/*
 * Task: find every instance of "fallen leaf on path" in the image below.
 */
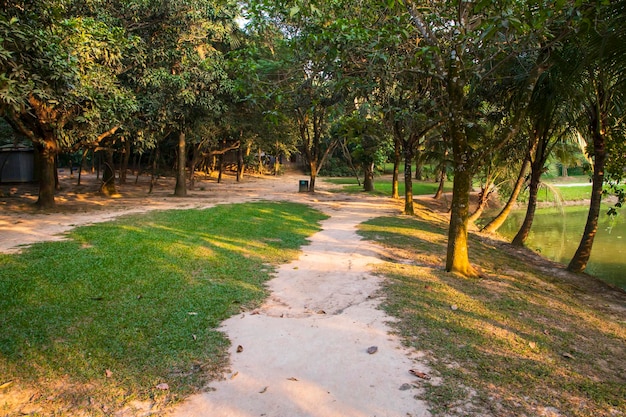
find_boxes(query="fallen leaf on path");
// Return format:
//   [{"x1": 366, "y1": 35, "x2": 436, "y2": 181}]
[
  {"x1": 155, "y1": 383, "x2": 169, "y2": 390},
  {"x1": 367, "y1": 346, "x2": 378, "y2": 354},
  {"x1": 287, "y1": 377, "x2": 298, "y2": 381},
  {"x1": 259, "y1": 386, "x2": 268, "y2": 394},
  {"x1": 409, "y1": 370, "x2": 431, "y2": 380},
  {"x1": 236, "y1": 345, "x2": 243, "y2": 353},
  {"x1": 0, "y1": 381, "x2": 13, "y2": 390},
  {"x1": 230, "y1": 372, "x2": 239, "y2": 380},
  {"x1": 317, "y1": 310, "x2": 326, "y2": 315}
]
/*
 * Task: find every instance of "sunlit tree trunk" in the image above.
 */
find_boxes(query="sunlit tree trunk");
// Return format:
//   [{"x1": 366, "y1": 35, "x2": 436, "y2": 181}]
[
  {"x1": 309, "y1": 160, "x2": 317, "y2": 192},
  {"x1": 236, "y1": 136, "x2": 245, "y2": 182},
  {"x1": 392, "y1": 137, "x2": 401, "y2": 199},
  {"x1": 414, "y1": 147, "x2": 423, "y2": 180},
  {"x1": 174, "y1": 131, "x2": 187, "y2": 197},
  {"x1": 568, "y1": 93, "x2": 608, "y2": 272},
  {"x1": 511, "y1": 129, "x2": 552, "y2": 247},
  {"x1": 468, "y1": 171, "x2": 495, "y2": 225},
  {"x1": 433, "y1": 164, "x2": 446, "y2": 200},
  {"x1": 512, "y1": 157, "x2": 542, "y2": 246},
  {"x1": 482, "y1": 158, "x2": 530, "y2": 233},
  {"x1": 445, "y1": 53, "x2": 477, "y2": 277},
  {"x1": 446, "y1": 164, "x2": 476, "y2": 276}
]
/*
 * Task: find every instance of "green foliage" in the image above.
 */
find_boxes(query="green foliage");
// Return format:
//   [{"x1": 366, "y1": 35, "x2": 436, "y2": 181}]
[{"x1": 0, "y1": 202, "x2": 327, "y2": 413}]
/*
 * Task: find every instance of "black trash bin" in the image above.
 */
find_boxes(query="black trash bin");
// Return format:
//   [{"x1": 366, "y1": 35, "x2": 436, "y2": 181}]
[{"x1": 299, "y1": 180, "x2": 309, "y2": 192}]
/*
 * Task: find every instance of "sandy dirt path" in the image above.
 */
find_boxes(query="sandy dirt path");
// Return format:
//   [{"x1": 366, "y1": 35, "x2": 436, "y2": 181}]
[
  {"x1": 169, "y1": 198, "x2": 431, "y2": 417},
  {"x1": 0, "y1": 174, "x2": 431, "y2": 417}
]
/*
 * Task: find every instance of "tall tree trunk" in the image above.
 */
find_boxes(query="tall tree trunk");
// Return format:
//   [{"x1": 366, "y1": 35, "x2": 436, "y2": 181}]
[
  {"x1": 512, "y1": 160, "x2": 542, "y2": 246},
  {"x1": 403, "y1": 143, "x2": 414, "y2": 215},
  {"x1": 567, "y1": 119, "x2": 607, "y2": 272},
  {"x1": 236, "y1": 138, "x2": 245, "y2": 182},
  {"x1": 309, "y1": 160, "x2": 317, "y2": 192},
  {"x1": 100, "y1": 148, "x2": 117, "y2": 196},
  {"x1": 468, "y1": 188, "x2": 489, "y2": 225},
  {"x1": 189, "y1": 144, "x2": 198, "y2": 190},
  {"x1": 433, "y1": 158, "x2": 448, "y2": 200},
  {"x1": 135, "y1": 153, "x2": 142, "y2": 184},
  {"x1": 363, "y1": 162, "x2": 374, "y2": 192},
  {"x1": 217, "y1": 151, "x2": 224, "y2": 184},
  {"x1": 120, "y1": 137, "x2": 131, "y2": 184},
  {"x1": 446, "y1": 164, "x2": 476, "y2": 276},
  {"x1": 77, "y1": 148, "x2": 89, "y2": 186},
  {"x1": 392, "y1": 137, "x2": 401, "y2": 199},
  {"x1": 35, "y1": 136, "x2": 58, "y2": 209},
  {"x1": 445, "y1": 53, "x2": 477, "y2": 277},
  {"x1": 174, "y1": 131, "x2": 187, "y2": 197},
  {"x1": 414, "y1": 147, "x2": 423, "y2": 180},
  {"x1": 54, "y1": 156, "x2": 60, "y2": 190},
  {"x1": 482, "y1": 158, "x2": 530, "y2": 233},
  {"x1": 433, "y1": 165, "x2": 446, "y2": 200},
  {"x1": 149, "y1": 146, "x2": 159, "y2": 194}
]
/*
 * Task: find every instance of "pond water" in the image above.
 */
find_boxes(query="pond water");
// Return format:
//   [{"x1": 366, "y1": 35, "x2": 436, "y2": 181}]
[{"x1": 493, "y1": 205, "x2": 626, "y2": 290}]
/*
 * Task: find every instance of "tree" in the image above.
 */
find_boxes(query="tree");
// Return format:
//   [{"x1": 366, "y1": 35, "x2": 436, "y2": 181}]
[
  {"x1": 567, "y1": 2, "x2": 626, "y2": 271},
  {"x1": 112, "y1": 0, "x2": 238, "y2": 197},
  {"x1": 403, "y1": 0, "x2": 558, "y2": 276},
  {"x1": 1, "y1": 3, "x2": 138, "y2": 207},
  {"x1": 512, "y1": 67, "x2": 577, "y2": 246}
]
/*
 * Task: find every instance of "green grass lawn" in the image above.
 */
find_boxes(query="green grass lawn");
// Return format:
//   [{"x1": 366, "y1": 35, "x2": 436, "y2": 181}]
[
  {"x1": 324, "y1": 177, "x2": 452, "y2": 196},
  {"x1": 0, "y1": 201, "x2": 327, "y2": 414},
  {"x1": 534, "y1": 183, "x2": 592, "y2": 202},
  {"x1": 358, "y1": 214, "x2": 626, "y2": 417}
]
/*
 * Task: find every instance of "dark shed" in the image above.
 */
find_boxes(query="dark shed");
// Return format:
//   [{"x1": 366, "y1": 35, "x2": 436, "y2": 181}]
[{"x1": 0, "y1": 144, "x2": 35, "y2": 183}]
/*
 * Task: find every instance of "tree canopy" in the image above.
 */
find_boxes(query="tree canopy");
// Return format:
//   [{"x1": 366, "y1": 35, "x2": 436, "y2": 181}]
[{"x1": 1, "y1": 0, "x2": 624, "y2": 274}]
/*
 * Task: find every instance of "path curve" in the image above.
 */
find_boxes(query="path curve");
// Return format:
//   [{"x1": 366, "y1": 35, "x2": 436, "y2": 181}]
[
  {"x1": 168, "y1": 198, "x2": 431, "y2": 417},
  {"x1": 0, "y1": 175, "x2": 432, "y2": 416}
]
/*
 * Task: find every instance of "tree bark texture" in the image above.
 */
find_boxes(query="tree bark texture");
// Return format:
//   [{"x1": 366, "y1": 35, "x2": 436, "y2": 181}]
[
  {"x1": 35, "y1": 137, "x2": 58, "y2": 209},
  {"x1": 363, "y1": 162, "x2": 374, "y2": 192},
  {"x1": 445, "y1": 53, "x2": 477, "y2": 277},
  {"x1": 174, "y1": 131, "x2": 187, "y2": 197},
  {"x1": 100, "y1": 148, "x2": 117, "y2": 196},
  {"x1": 511, "y1": 160, "x2": 542, "y2": 246},
  {"x1": 568, "y1": 103, "x2": 608, "y2": 272}
]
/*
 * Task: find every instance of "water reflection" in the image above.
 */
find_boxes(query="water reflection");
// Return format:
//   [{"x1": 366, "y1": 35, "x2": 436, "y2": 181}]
[{"x1": 493, "y1": 206, "x2": 626, "y2": 290}]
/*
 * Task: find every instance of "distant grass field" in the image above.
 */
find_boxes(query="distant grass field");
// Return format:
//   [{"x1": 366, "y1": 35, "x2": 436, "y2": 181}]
[
  {"x1": 0, "y1": 202, "x2": 327, "y2": 415},
  {"x1": 325, "y1": 177, "x2": 453, "y2": 196}
]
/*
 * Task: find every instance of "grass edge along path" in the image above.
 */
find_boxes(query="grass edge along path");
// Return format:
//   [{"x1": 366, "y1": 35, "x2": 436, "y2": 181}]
[
  {"x1": 0, "y1": 201, "x2": 328, "y2": 416},
  {"x1": 358, "y1": 211, "x2": 626, "y2": 417}
]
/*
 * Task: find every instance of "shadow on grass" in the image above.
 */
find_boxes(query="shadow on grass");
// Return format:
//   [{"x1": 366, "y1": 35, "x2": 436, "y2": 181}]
[
  {"x1": 358, "y1": 215, "x2": 626, "y2": 417},
  {"x1": 0, "y1": 201, "x2": 327, "y2": 414}
]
